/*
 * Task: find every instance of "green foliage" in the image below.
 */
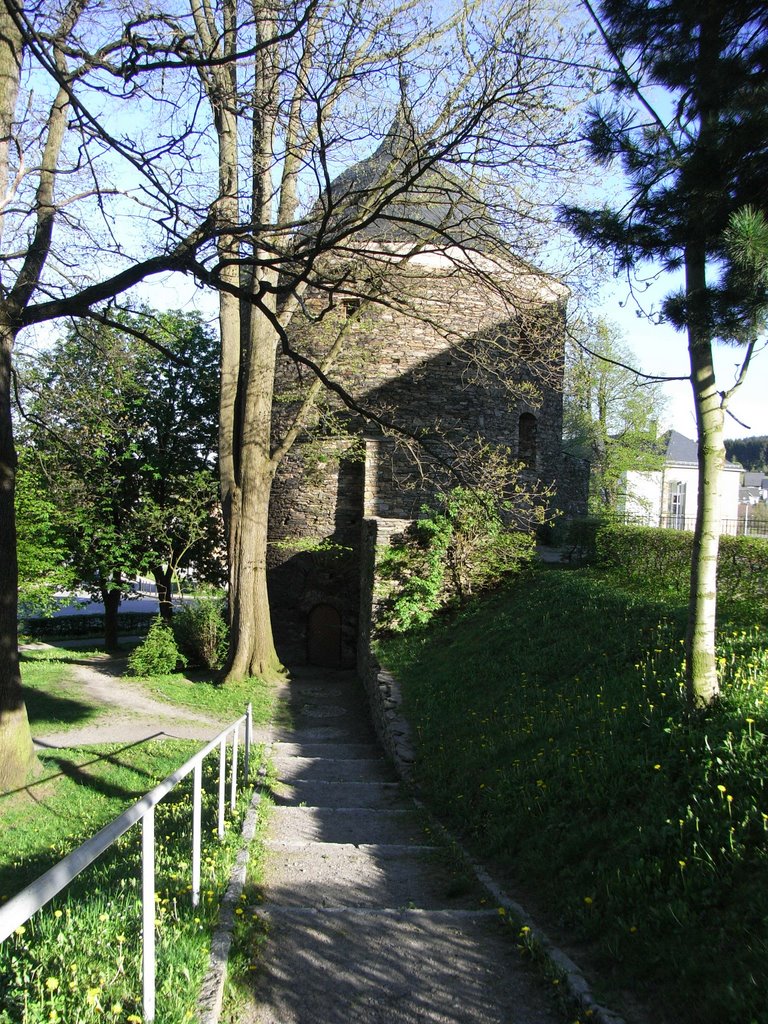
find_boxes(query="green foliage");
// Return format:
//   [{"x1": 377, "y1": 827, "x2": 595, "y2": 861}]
[
  {"x1": 594, "y1": 522, "x2": 768, "y2": 604},
  {"x1": 127, "y1": 617, "x2": 186, "y2": 676},
  {"x1": 377, "y1": 513, "x2": 453, "y2": 634},
  {"x1": 19, "y1": 307, "x2": 222, "y2": 608},
  {"x1": 15, "y1": 450, "x2": 75, "y2": 616},
  {"x1": 172, "y1": 592, "x2": 229, "y2": 671},
  {"x1": 379, "y1": 565, "x2": 768, "y2": 1024},
  {"x1": 724, "y1": 435, "x2": 768, "y2": 472},
  {"x1": 563, "y1": 319, "x2": 666, "y2": 513},
  {"x1": 376, "y1": 487, "x2": 537, "y2": 634}
]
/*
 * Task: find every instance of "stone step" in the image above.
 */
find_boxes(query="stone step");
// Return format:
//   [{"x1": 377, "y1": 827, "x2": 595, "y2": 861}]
[
  {"x1": 273, "y1": 725, "x2": 372, "y2": 744},
  {"x1": 269, "y1": 806, "x2": 426, "y2": 847},
  {"x1": 271, "y1": 755, "x2": 395, "y2": 783},
  {"x1": 271, "y1": 780, "x2": 404, "y2": 809},
  {"x1": 273, "y1": 742, "x2": 384, "y2": 760},
  {"x1": 260, "y1": 843, "x2": 486, "y2": 910},
  {"x1": 240, "y1": 908, "x2": 563, "y2": 1024}
]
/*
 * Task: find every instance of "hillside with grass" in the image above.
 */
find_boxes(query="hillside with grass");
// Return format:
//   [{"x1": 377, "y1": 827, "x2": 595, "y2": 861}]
[{"x1": 379, "y1": 561, "x2": 768, "y2": 1024}]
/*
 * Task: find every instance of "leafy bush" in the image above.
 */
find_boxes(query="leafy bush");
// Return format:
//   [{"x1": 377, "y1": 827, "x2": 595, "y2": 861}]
[
  {"x1": 127, "y1": 617, "x2": 186, "y2": 676},
  {"x1": 594, "y1": 522, "x2": 768, "y2": 602},
  {"x1": 173, "y1": 591, "x2": 229, "y2": 670},
  {"x1": 376, "y1": 487, "x2": 536, "y2": 634}
]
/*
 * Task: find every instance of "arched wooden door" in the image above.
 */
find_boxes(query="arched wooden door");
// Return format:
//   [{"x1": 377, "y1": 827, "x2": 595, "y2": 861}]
[{"x1": 307, "y1": 604, "x2": 342, "y2": 668}]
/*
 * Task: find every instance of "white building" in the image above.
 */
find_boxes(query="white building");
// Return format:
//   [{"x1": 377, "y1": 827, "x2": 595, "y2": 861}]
[{"x1": 623, "y1": 430, "x2": 743, "y2": 534}]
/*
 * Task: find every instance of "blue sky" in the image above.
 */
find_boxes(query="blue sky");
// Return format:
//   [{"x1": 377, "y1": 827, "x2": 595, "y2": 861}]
[{"x1": 599, "y1": 279, "x2": 766, "y2": 442}]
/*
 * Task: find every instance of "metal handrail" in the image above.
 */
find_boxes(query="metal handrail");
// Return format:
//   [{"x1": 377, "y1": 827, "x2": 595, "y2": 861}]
[{"x1": 0, "y1": 704, "x2": 254, "y2": 1021}]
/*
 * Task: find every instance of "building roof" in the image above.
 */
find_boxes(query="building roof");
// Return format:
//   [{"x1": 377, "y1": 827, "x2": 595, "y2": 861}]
[
  {"x1": 319, "y1": 110, "x2": 505, "y2": 253},
  {"x1": 664, "y1": 429, "x2": 698, "y2": 463},
  {"x1": 664, "y1": 429, "x2": 742, "y2": 469}
]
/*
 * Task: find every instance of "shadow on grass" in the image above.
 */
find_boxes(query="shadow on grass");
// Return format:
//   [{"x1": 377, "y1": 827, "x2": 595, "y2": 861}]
[
  {"x1": 23, "y1": 688, "x2": 98, "y2": 731},
  {"x1": 0, "y1": 735, "x2": 168, "y2": 900}
]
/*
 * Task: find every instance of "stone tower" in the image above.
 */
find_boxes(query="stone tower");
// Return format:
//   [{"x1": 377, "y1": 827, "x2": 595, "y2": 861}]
[{"x1": 267, "y1": 117, "x2": 576, "y2": 668}]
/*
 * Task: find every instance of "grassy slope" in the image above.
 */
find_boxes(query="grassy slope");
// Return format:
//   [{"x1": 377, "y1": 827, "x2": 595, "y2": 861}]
[{"x1": 380, "y1": 565, "x2": 768, "y2": 1024}]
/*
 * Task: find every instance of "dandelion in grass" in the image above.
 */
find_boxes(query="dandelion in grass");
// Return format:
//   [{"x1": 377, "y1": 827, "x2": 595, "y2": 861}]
[
  {"x1": 45, "y1": 977, "x2": 59, "y2": 992},
  {"x1": 86, "y1": 987, "x2": 102, "y2": 1010}
]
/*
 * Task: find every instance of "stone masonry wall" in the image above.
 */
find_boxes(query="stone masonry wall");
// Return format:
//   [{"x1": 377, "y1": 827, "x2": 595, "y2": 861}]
[{"x1": 268, "y1": 260, "x2": 570, "y2": 664}]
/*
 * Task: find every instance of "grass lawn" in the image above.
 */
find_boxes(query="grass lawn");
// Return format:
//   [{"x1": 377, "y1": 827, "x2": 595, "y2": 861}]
[
  {"x1": 20, "y1": 642, "x2": 278, "y2": 736},
  {"x1": 130, "y1": 670, "x2": 276, "y2": 724},
  {"x1": 21, "y1": 648, "x2": 108, "y2": 736},
  {"x1": 3, "y1": 647, "x2": 278, "y2": 1024},
  {"x1": 379, "y1": 564, "x2": 768, "y2": 1024}
]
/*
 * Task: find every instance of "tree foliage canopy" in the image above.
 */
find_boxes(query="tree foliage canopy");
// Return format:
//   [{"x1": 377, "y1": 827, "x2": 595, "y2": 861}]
[
  {"x1": 563, "y1": 319, "x2": 666, "y2": 513},
  {"x1": 18, "y1": 308, "x2": 221, "y2": 625}
]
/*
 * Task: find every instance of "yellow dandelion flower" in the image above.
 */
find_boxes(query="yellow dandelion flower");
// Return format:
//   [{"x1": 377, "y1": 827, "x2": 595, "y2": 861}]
[
  {"x1": 14, "y1": 925, "x2": 25, "y2": 936},
  {"x1": 45, "y1": 977, "x2": 59, "y2": 992},
  {"x1": 583, "y1": 896, "x2": 593, "y2": 905}
]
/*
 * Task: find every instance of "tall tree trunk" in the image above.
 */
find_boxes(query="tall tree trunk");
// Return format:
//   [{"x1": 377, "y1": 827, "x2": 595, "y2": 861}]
[
  {"x1": 685, "y1": 249, "x2": 723, "y2": 707},
  {"x1": 225, "y1": 463, "x2": 281, "y2": 679},
  {"x1": 101, "y1": 584, "x2": 122, "y2": 653},
  {"x1": 222, "y1": 303, "x2": 282, "y2": 682},
  {"x1": 151, "y1": 565, "x2": 174, "y2": 621},
  {"x1": 0, "y1": 322, "x2": 35, "y2": 791}
]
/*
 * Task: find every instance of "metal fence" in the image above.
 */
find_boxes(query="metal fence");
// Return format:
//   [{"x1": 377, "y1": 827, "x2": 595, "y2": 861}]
[
  {"x1": 626, "y1": 515, "x2": 768, "y2": 537},
  {"x1": 0, "y1": 706, "x2": 253, "y2": 1022}
]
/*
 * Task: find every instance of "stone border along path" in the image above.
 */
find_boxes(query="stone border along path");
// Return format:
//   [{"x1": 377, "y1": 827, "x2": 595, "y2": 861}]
[{"x1": 207, "y1": 666, "x2": 627, "y2": 1024}]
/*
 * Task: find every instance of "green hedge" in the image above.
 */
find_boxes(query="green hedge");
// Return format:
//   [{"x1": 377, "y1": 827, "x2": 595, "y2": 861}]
[
  {"x1": 594, "y1": 522, "x2": 768, "y2": 601},
  {"x1": 20, "y1": 611, "x2": 156, "y2": 640}
]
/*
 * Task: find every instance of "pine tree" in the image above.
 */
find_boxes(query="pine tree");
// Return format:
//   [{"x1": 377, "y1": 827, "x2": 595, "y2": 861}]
[{"x1": 562, "y1": 0, "x2": 768, "y2": 706}]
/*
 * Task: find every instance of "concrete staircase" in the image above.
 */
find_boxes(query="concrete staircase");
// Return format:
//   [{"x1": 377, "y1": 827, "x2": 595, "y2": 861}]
[{"x1": 239, "y1": 668, "x2": 564, "y2": 1024}]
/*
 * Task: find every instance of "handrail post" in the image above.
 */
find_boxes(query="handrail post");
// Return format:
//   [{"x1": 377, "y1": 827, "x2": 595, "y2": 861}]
[
  {"x1": 218, "y1": 738, "x2": 226, "y2": 839},
  {"x1": 142, "y1": 808, "x2": 156, "y2": 1022},
  {"x1": 230, "y1": 725, "x2": 239, "y2": 812},
  {"x1": 245, "y1": 703, "x2": 252, "y2": 782},
  {"x1": 191, "y1": 760, "x2": 202, "y2": 907}
]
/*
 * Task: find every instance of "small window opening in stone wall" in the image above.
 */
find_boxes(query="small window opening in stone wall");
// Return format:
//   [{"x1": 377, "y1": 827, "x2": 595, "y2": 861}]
[
  {"x1": 307, "y1": 603, "x2": 342, "y2": 668},
  {"x1": 340, "y1": 295, "x2": 362, "y2": 318},
  {"x1": 518, "y1": 412, "x2": 537, "y2": 468}
]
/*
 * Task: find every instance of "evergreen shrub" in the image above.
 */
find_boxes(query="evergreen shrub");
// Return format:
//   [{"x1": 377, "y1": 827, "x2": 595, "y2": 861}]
[{"x1": 127, "y1": 616, "x2": 187, "y2": 675}]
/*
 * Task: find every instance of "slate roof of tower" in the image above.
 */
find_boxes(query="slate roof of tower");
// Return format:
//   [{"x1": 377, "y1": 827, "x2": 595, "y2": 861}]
[{"x1": 321, "y1": 113, "x2": 505, "y2": 253}]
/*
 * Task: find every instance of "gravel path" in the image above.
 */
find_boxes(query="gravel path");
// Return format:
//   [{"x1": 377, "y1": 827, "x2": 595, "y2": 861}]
[{"x1": 32, "y1": 652, "x2": 233, "y2": 749}]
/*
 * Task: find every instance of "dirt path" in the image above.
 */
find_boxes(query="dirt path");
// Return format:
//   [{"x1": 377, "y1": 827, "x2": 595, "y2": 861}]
[{"x1": 32, "y1": 652, "x2": 233, "y2": 749}]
